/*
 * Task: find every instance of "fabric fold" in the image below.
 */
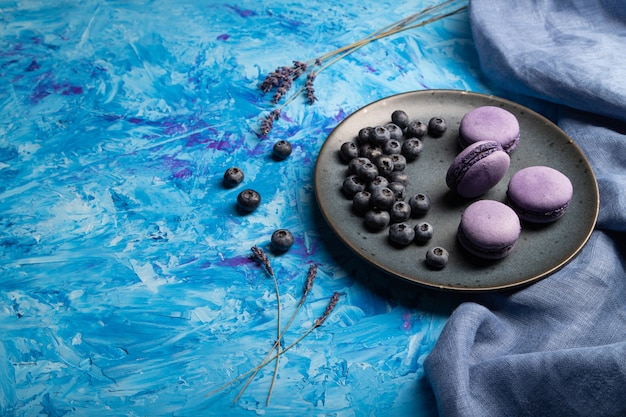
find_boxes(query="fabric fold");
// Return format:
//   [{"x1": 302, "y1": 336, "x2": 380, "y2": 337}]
[{"x1": 424, "y1": 1, "x2": 626, "y2": 416}]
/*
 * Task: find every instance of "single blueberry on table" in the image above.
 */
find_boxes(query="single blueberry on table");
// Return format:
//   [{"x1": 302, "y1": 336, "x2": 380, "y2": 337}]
[
  {"x1": 374, "y1": 154, "x2": 394, "y2": 177},
  {"x1": 371, "y1": 125, "x2": 391, "y2": 147},
  {"x1": 391, "y1": 110, "x2": 410, "y2": 129},
  {"x1": 272, "y1": 140, "x2": 293, "y2": 160},
  {"x1": 401, "y1": 138, "x2": 423, "y2": 160},
  {"x1": 428, "y1": 117, "x2": 447, "y2": 137},
  {"x1": 385, "y1": 123, "x2": 403, "y2": 141},
  {"x1": 223, "y1": 167, "x2": 244, "y2": 188},
  {"x1": 355, "y1": 161, "x2": 379, "y2": 183},
  {"x1": 425, "y1": 246, "x2": 449, "y2": 269},
  {"x1": 390, "y1": 201, "x2": 411, "y2": 223},
  {"x1": 383, "y1": 139, "x2": 402, "y2": 155},
  {"x1": 358, "y1": 126, "x2": 373, "y2": 145},
  {"x1": 389, "y1": 222, "x2": 415, "y2": 246},
  {"x1": 367, "y1": 176, "x2": 389, "y2": 193},
  {"x1": 414, "y1": 222, "x2": 434, "y2": 244},
  {"x1": 364, "y1": 209, "x2": 390, "y2": 230},
  {"x1": 352, "y1": 190, "x2": 371, "y2": 215},
  {"x1": 340, "y1": 141, "x2": 359, "y2": 162},
  {"x1": 370, "y1": 187, "x2": 395, "y2": 211},
  {"x1": 406, "y1": 120, "x2": 428, "y2": 138},
  {"x1": 390, "y1": 154, "x2": 407, "y2": 171},
  {"x1": 348, "y1": 156, "x2": 370, "y2": 175},
  {"x1": 409, "y1": 192, "x2": 431, "y2": 216},
  {"x1": 237, "y1": 189, "x2": 261, "y2": 212},
  {"x1": 271, "y1": 229, "x2": 295, "y2": 252},
  {"x1": 342, "y1": 175, "x2": 367, "y2": 198}
]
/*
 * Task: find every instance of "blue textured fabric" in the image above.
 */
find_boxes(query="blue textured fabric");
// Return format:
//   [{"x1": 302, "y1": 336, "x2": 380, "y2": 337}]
[{"x1": 424, "y1": 1, "x2": 626, "y2": 416}]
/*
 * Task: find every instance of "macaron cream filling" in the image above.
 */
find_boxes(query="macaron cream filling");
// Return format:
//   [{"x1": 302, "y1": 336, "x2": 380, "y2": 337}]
[
  {"x1": 507, "y1": 199, "x2": 570, "y2": 223},
  {"x1": 446, "y1": 141, "x2": 500, "y2": 189},
  {"x1": 457, "y1": 225, "x2": 517, "y2": 258}
]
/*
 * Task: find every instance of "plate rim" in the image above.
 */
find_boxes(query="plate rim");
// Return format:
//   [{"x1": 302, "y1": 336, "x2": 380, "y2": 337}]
[{"x1": 314, "y1": 89, "x2": 600, "y2": 292}]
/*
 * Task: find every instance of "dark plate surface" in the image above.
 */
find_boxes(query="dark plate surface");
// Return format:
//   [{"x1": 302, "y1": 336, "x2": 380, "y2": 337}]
[{"x1": 314, "y1": 90, "x2": 599, "y2": 291}]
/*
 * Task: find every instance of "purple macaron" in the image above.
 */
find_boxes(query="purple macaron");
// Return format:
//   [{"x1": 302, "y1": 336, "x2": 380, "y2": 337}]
[
  {"x1": 457, "y1": 200, "x2": 522, "y2": 260},
  {"x1": 446, "y1": 140, "x2": 511, "y2": 199},
  {"x1": 459, "y1": 106, "x2": 520, "y2": 153},
  {"x1": 507, "y1": 166, "x2": 573, "y2": 223}
]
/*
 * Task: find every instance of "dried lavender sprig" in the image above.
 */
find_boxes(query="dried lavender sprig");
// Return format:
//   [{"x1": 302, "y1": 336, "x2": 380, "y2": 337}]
[
  {"x1": 260, "y1": 109, "x2": 281, "y2": 137},
  {"x1": 207, "y1": 290, "x2": 342, "y2": 400},
  {"x1": 260, "y1": 61, "x2": 308, "y2": 99},
  {"x1": 314, "y1": 291, "x2": 341, "y2": 327},
  {"x1": 237, "y1": 263, "x2": 318, "y2": 404},
  {"x1": 247, "y1": 246, "x2": 282, "y2": 405},
  {"x1": 301, "y1": 263, "x2": 317, "y2": 304},
  {"x1": 292, "y1": 60, "x2": 308, "y2": 78},
  {"x1": 251, "y1": 245, "x2": 275, "y2": 277},
  {"x1": 304, "y1": 72, "x2": 317, "y2": 104}
]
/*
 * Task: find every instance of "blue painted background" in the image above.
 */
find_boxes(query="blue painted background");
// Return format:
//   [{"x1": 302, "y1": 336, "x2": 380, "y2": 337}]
[{"x1": 0, "y1": 0, "x2": 498, "y2": 415}]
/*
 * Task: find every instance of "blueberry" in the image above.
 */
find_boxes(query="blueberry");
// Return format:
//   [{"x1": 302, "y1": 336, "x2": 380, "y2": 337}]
[
  {"x1": 414, "y1": 222, "x2": 434, "y2": 244},
  {"x1": 272, "y1": 140, "x2": 293, "y2": 160},
  {"x1": 271, "y1": 229, "x2": 294, "y2": 252},
  {"x1": 388, "y1": 171, "x2": 409, "y2": 186},
  {"x1": 382, "y1": 139, "x2": 402, "y2": 155},
  {"x1": 342, "y1": 175, "x2": 367, "y2": 198},
  {"x1": 428, "y1": 117, "x2": 447, "y2": 137},
  {"x1": 237, "y1": 189, "x2": 261, "y2": 212},
  {"x1": 388, "y1": 222, "x2": 415, "y2": 246},
  {"x1": 348, "y1": 156, "x2": 370, "y2": 175},
  {"x1": 371, "y1": 126, "x2": 391, "y2": 147},
  {"x1": 425, "y1": 246, "x2": 449, "y2": 269},
  {"x1": 374, "y1": 154, "x2": 394, "y2": 177},
  {"x1": 358, "y1": 126, "x2": 373, "y2": 145},
  {"x1": 223, "y1": 167, "x2": 244, "y2": 188},
  {"x1": 390, "y1": 201, "x2": 411, "y2": 223},
  {"x1": 364, "y1": 209, "x2": 390, "y2": 230},
  {"x1": 340, "y1": 141, "x2": 359, "y2": 162},
  {"x1": 401, "y1": 138, "x2": 423, "y2": 160},
  {"x1": 367, "y1": 176, "x2": 389, "y2": 193},
  {"x1": 356, "y1": 161, "x2": 379, "y2": 183},
  {"x1": 387, "y1": 181, "x2": 406, "y2": 201},
  {"x1": 370, "y1": 187, "x2": 395, "y2": 211},
  {"x1": 391, "y1": 110, "x2": 410, "y2": 129},
  {"x1": 409, "y1": 193, "x2": 431, "y2": 216},
  {"x1": 390, "y1": 154, "x2": 407, "y2": 171},
  {"x1": 359, "y1": 144, "x2": 383, "y2": 161},
  {"x1": 352, "y1": 190, "x2": 372, "y2": 215},
  {"x1": 406, "y1": 120, "x2": 428, "y2": 138},
  {"x1": 385, "y1": 123, "x2": 403, "y2": 141}
]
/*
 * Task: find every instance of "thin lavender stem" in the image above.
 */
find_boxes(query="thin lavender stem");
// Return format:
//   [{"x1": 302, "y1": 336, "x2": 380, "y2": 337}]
[
  {"x1": 246, "y1": 246, "x2": 282, "y2": 405},
  {"x1": 206, "y1": 290, "x2": 341, "y2": 400}
]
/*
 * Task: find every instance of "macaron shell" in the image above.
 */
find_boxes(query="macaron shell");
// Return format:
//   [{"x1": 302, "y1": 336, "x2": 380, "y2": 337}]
[
  {"x1": 459, "y1": 106, "x2": 520, "y2": 153},
  {"x1": 507, "y1": 166, "x2": 574, "y2": 223},
  {"x1": 458, "y1": 200, "x2": 521, "y2": 259},
  {"x1": 446, "y1": 140, "x2": 511, "y2": 199}
]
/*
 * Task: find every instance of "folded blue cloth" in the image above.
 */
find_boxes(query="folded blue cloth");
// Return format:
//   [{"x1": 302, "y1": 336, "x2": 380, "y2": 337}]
[{"x1": 424, "y1": 1, "x2": 626, "y2": 416}]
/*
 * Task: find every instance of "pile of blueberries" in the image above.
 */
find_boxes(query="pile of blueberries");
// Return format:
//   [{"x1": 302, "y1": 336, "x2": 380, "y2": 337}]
[{"x1": 339, "y1": 109, "x2": 449, "y2": 269}]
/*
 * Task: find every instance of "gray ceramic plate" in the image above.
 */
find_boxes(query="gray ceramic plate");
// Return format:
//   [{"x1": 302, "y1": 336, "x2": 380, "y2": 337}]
[{"x1": 314, "y1": 90, "x2": 599, "y2": 291}]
